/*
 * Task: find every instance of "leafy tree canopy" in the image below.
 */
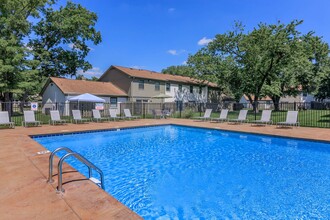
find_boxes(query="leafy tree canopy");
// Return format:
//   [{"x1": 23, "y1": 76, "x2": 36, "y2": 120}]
[
  {"x1": 0, "y1": 0, "x2": 101, "y2": 103},
  {"x1": 186, "y1": 20, "x2": 330, "y2": 107},
  {"x1": 161, "y1": 65, "x2": 194, "y2": 76}
]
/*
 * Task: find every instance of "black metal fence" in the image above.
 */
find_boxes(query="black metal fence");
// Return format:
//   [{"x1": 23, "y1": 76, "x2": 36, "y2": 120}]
[{"x1": 0, "y1": 101, "x2": 329, "y2": 128}]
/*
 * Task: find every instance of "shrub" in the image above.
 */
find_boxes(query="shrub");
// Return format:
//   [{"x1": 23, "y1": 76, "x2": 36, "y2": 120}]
[{"x1": 182, "y1": 108, "x2": 194, "y2": 118}]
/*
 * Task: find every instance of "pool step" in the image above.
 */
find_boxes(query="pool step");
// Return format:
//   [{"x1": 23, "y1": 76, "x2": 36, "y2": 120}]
[
  {"x1": 47, "y1": 147, "x2": 104, "y2": 193},
  {"x1": 89, "y1": 177, "x2": 102, "y2": 187}
]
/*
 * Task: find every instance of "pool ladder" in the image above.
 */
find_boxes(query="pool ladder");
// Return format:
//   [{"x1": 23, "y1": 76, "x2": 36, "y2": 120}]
[{"x1": 47, "y1": 147, "x2": 105, "y2": 193}]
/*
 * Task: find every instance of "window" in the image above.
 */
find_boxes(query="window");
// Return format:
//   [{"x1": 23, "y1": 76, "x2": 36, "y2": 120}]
[
  {"x1": 138, "y1": 80, "x2": 144, "y2": 90},
  {"x1": 178, "y1": 84, "x2": 182, "y2": 91},
  {"x1": 155, "y1": 82, "x2": 160, "y2": 91},
  {"x1": 110, "y1": 97, "x2": 117, "y2": 107},
  {"x1": 190, "y1": 85, "x2": 193, "y2": 93},
  {"x1": 137, "y1": 99, "x2": 148, "y2": 103},
  {"x1": 166, "y1": 83, "x2": 170, "y2": 91},
  {"x1": 199, "y1": 87, "x2": 202, "y2": 94}
]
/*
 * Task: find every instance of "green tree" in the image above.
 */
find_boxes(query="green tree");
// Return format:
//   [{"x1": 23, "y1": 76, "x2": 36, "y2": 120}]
[
  {"x1": 161, "y1": 65, "x2": 194, "y2": 76},
  {"x1": 0, "y1": 0, "x2": 101, "y2": 107},
  {"x1": 75, "y1": 74, "x2": 86, "y2": 80},
  {"x1": 188, "y1": 46, "x2": 242, "y2": 101},
  {"x1": 90, "y1": 76, "x2": 99, "y2": 81},
  {"x1": 0, "y1": 0, "x2": 49, "y2": 110},
  {"x1": 29, "y1": 1, "x2": 101, "y2": 77},
  {"x1": 265, "y1": 34, "x2": 329, "y2": 110},
  {"x1": 75, "y1": 75, "x2": 99, "y2": 81},
  {"x1": 315, "y1": 72, "x2": 330, "y2": 100},
  {"x1": 187, "y1": 20, "x2": 330, "y2": 110}
]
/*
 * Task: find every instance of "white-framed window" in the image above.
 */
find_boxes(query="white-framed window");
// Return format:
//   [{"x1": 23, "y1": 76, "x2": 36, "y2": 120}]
[
  {"x1": 155, "y1": 82, "x2": 160, "y2": 91},
  {"x1": 166, "y1": 83, "x2": 170, "y2": 91}
]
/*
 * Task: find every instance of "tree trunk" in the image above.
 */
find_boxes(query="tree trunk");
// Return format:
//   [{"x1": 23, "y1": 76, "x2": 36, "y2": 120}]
[
  {"x1": 3, "y1": 92, "x2": 13, "y2": 117},
  {"x1": 19, "y1": 91, "x2": 29, "y2": 112},
  {"x1": 253, "y1": 97, "x2": 259, "y2": 113},
  {"x1": 248, "y1": 95, "x2": 259, "y2": 113},
  {"x1": 271, "y1": 96, "x2": 281, "y2": 111}
]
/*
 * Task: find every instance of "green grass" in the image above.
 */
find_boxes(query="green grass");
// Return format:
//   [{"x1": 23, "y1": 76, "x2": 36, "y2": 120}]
[
  {"x1": 6, "y1": 109, "x2": 330, "y2": 128},
  {"x1": 190, "y1": 110, "x2": 330, "y2": 128}
]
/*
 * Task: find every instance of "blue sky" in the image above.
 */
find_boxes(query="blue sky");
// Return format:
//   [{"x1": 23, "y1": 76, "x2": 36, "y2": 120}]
[{"x1": 68, "y1": 0, "x2": 330, "y2": 78}]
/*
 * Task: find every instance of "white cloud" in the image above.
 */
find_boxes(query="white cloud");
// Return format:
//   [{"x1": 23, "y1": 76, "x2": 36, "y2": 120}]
[
  {"x1": 68, "y1": 43, "x2": 75, "y2": 49},
  {"x1": 167, "y1": 49, "x2": 178, "y2": 55},
  {"x1": 168, "y1": 8, "x2": 175, "y2": 13},
  {"x1": 182, "y1": 61, "x2": 187, "y2": 65},
  {"x1": 167, "y1": 49, "x2": 186, "y2": 56},
  {"x1": 198, "y1": 37, "x2": 213, "y2": 46},
  {"x1": 130, "y1": 65, "x2": 145, "y2": 69},
  {"x1": 77, "y1": 67, "x2": 103, "y2": 77}
]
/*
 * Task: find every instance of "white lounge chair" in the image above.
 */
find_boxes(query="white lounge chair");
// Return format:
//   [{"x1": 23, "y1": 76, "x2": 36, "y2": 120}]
[
  {"x1": 23, "y1": 111, "x2": 41, "y2": 127},
  {"x1": 124, "y1": 109, "x2": 140, "y2": 120},
  {"x1": 193, "y1": 109, "x2": 212, "y2": 121},
  {"x1": 277, "y1": 111, "x2": 299, "y2": 127},
  {"x1": 0, "y1": 111, "x2": 15, "y2": 128},
  {"x1": 92, "y1": 109, "x2": 108, "y2": 122},
  {"x1": 228, "y1": 109, "x2": 248, "y2": 124},
  {"x1": 50, "y1": 110, "x2": 67, "y2": 125},
  {"x1": 108, "y1": 109, "x2": 124, "y2": 120},
  {"x1": 211, "y1": 109, "x2": 229, "y2": 122},
  {"x1": 251, "y1": 110, "x2": 272, "y2": 126},
  {"x1": 72, "y1": 110, "x2": 89, "y2": 123}
]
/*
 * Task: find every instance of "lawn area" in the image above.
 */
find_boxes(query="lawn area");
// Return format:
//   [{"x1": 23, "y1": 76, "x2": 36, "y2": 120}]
[
  {"x1": 9, "y1": 111, "x2": 74, "y2": 126},
  {"x1": 189, "y1": 110, "x2": 330, "y2": 128},
  {"x1": 3, "y1": 109, "x2": 330, "y2": 128}
]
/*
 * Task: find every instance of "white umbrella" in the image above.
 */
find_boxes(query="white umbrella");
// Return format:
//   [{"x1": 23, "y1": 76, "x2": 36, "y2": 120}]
[
  {"x1": 68, "y1": 93, "x2": 105, "y2": 110},
  {"x1": 68, "y1": 93, "x2": 105, "y2": 102}
]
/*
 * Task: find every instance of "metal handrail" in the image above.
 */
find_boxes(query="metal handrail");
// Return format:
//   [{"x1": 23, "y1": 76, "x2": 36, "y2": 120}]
[
  {"x1": 48, "y1": 147, "x2": 74, "y2": 183},
  {"x1": 57, "y1": 152, "x2": 105, "y2": 193}
]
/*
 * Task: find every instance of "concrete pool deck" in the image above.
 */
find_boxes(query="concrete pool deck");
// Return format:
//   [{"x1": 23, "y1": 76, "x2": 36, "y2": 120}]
[{"x1": 0, "y1": 119, "x2": 329, "y2": 219}]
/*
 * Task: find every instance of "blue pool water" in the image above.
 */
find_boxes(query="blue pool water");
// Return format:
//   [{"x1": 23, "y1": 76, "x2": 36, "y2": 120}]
[{"x1": 33, "y1": 125, "x2": 330, "y2": 219}]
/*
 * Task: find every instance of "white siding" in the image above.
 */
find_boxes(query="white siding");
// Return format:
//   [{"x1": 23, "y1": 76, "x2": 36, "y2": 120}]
[
  {"x1": 165, "y1": 84, "x2": 209, "y2": 103},
  {"x1": 280, "y1": 93, "x2": 315, "y2": 103},
  {"x1": 239, "y1": 96, "x2": 249, "y2": 104},
  {"x1": 118, "y1": 97, "x2": 128, "y2": 103},
  {"x1": 165, "y1": 83, "x2": 178, "y2": 102}
]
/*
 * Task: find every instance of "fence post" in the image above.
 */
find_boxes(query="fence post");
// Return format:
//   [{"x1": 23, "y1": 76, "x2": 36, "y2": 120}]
[
  {"x1": 254, "y1": 101, "x2": 257, "y2": 120},
  {"x1": 179, "y1": 101, "x2": 182, "y2": 118}
]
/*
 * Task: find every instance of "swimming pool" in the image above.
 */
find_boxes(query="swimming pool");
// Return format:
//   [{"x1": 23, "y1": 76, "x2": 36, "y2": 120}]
[{"x1": 33, "y1": 125, "x2": 330, "y2": 219}]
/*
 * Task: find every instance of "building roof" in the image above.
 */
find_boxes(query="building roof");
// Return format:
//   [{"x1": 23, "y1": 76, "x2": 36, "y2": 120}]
[
  {"x1": 42, "y1": 77, "x2": 128, "y2": 96},
  {"x1": 102, "y1": 65, "x2": 218, "y2": 88}
]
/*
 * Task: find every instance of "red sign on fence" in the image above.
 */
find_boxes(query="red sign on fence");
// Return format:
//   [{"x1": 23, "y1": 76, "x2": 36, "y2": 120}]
[{"x1": 95, "y1": 103, "x2": 104, "y2": 110}]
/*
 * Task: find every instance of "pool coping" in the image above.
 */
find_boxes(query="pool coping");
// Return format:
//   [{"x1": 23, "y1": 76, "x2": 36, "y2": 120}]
[
  {"x1": 1, "y1": 119, "x2": 330, "y2": 219},
  {"x1": 171, "y1": 123, "x2": 330, "y2": 144},
  {"x1": 30, "y1": 122, "x2": 330, "y2": 144}
]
